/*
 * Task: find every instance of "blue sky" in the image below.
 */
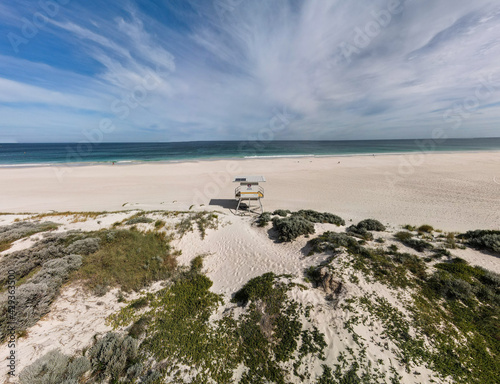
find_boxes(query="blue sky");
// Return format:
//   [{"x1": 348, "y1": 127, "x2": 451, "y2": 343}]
[{"x1": 0, "y1": 0, "x2": 499, "y2": 142}]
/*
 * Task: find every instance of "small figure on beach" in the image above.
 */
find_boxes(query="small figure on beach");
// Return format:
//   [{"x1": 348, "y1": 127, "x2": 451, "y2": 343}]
[{"x1": 112, "y1": 161, "x2": 115, "y2": 165}]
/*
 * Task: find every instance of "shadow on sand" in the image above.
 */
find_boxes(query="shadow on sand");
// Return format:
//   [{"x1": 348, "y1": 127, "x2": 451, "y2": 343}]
[{"x1": 209, "y1": 199, "x2": 239, "y2": 210}]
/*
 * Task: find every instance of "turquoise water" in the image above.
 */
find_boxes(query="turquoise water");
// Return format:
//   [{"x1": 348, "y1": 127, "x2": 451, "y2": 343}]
[{"x1": 0, "y1": 138, "x2": 499, "y2": 166}]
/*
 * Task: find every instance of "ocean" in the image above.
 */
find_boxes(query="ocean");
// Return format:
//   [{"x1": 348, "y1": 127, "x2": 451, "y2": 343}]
[{"x1": 0, "y1": 138, "x2": 499, "y2": 166}]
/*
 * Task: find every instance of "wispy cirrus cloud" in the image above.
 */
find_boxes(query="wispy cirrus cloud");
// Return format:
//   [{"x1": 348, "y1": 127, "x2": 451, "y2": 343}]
[{"x1": 0, "y1": 0, "x2": 499, "y2": 142}]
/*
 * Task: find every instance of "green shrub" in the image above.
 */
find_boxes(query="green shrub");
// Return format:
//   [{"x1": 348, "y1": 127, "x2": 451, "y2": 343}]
[
  {"x1": 128, "y1": 317, "x2": 150, "y2": 339},
  {"x1": 295, "y1": 210, "x2": 345, "y2": 226},
  {"x1": 459, "y1": 230, "x2": 500, "y2": 255},
  {"x1": 418, "y1": 224, "x2": 434, "y2": 233},
  {"x1": 403, "y1": 224, "x2": 416, "y2": 231},
  {"x1": 154, "y1": 220, "x2": 166, "y2": 229},
  {"x1": 89, "y1": 332, "x2": 138, "y2": 381},
  {"x1": 428, "y1": 270, "x2": 474, "y2": 302},
  {"x1": 307, "y1": 232, "x2": 360, "y2": 255},
  {"x1": 444, "y1": 232, "x2": 457, "y2": 249},
  {"x1": 232, "y1": 272, "x2": 277, "y2": 304},
  {"x1": 65, "y1": 237, "x2": 100, "y2": 255},
  {"x1": 0, "y1": 221, "x2": 59, "y2": 253},
  {"x1": 394, "y1": 231, "x2": 433, "y2": 252},
  {"x1": 394, "y1": 231, "x2": 413, "y2": 242},
  {"x1": 175, "y1": 212, "x2": 219, "y2": 239},
  {"x1": 126, "y1": 216, "x2": 154, "y2": 225},
  {"x1": 272, "y1": 216, "x2": 315, "y2": 242},
  {"x1": 356, "y1": 219, "x2": 386, "y2": 231},
  {"x1": 0, "y1": 231, "x2": 75, "y2": 288},
  {"x1": 190, "y1": 255, "x2": 204, "y2": 274},
  {"x1": 404, "y1": 239, "x2": 434, "y2": 252},
  {"x1": 346, "y1": 225, "x2": 374, "y2": 241},
  {"x1": 19, "y1": 349, "x2": 90, "y2": 384},
  {"x1": 257, "y1": 212, "x2": 272, "y2": 227},
  {"x1": 431, "y1": 248, "x2": 451, "y2": 258},
  {"x1": 272, "y1": 209, "x2": 291, "y2": 217},
  {"x1": 130, "y1": 297, "x2": 149, "y2": 310},
  {"x1": 109, "y1": 271, "x2": 328, "y2": 384},
  {"x1": 0, "y1": 254, "x2": 82, "y2": 339}
]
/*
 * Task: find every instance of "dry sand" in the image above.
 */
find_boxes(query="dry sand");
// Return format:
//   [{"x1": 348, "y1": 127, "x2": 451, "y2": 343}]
[{"x1": 0, "y1": 151, "x2": 499, "y2": 232}]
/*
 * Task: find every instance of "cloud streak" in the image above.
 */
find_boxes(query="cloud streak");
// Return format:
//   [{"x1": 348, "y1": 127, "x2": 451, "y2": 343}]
[{"x1": 0, "y1": 0, "x2": 499, "y2": 142}]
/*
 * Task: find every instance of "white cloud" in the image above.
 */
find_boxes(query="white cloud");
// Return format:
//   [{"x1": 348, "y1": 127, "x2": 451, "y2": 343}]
[{"x1": 1, "y1": 0, "x2": 499, "y2": 141}]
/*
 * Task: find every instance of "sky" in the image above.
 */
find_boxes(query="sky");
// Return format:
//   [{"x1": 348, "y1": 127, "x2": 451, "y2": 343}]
[{"x1": 0, "y1": 0, "x2": 499, "y2": 142}]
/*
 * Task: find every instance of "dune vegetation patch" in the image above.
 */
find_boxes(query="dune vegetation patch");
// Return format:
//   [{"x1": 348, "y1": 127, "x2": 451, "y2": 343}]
[
  {"x1": 305, "y1": 226, "x2": 500, "y2": 384},
  {"x1": 0, "y1": 225, "x2": 178, "y2": 340},
  {"x1": 258, "y1": 210, "x2": 345, "y2": 242},
  {"x1": 0, "y1": 221, "x2": 59, "y2": 252},
  {"x1": 104, "y1": 268, "x2": 326, "y2": 383},
  {"x1": 394, "y1": 231, "x2": 434, "y2": 252},
  {"x1": 345, "y1": 218, "x2": 386, "y2": 241},
  {"x1": 70, "y1": 229, "x2": 178, "y2": 294},
  {"x1": 458, "y1": 229, "x2": 500, "y2": 255},
  {"x1": 175, "y1": 211, "x2": 220, "y2": 239}
]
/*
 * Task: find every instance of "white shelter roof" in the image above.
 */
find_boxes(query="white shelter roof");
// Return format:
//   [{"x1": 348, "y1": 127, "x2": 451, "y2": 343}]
[{"x1": 233, "y1": 176, "x2": 266, "y2": 183}]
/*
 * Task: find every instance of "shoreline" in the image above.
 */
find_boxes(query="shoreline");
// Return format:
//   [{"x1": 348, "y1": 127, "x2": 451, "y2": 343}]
[{"x1": 1, "y1": 148, "x2": 500, "y2": 169}]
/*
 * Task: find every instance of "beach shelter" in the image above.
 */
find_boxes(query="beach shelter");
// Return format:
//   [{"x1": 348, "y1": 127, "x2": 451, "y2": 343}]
[{"x1": 233, "y1": 176, "x2": 265, "y2": 214}]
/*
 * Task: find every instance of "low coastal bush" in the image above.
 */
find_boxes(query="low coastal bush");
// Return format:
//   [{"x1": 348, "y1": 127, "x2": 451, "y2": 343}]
[
  {"x1": 0, "y1": 231, "x2": 86, "y2": 289},
  {"x1": 417, "y1": 224, "x2": 434, "y2": 233},
  {"x1": 307, "y1": 232, "x2": 361, "y2": 255},
  {"x1": 128, "y1": 316, "x2": 150, "y2": 339},
  {"x1": 154, "y1": 219, "x2": 165, "y2": 229},
  {"x1": 175, "y1": 212, "x2": 219, "y2": 239},
  {"x1": 295, "y1": 210, "x2": 345, "y2": 226},
  {"x1": 19, "y1": 349, "x2": 90, "y2": 384},
  {"x1": 272, "y1": 215, "x2": 315, "y2": 242},
  {"x1": 0, "y1": 254, "x2": 82, "y2": 339},
  {"x1": 273, "y1": 209, "x2": 291, "y2": 217},
  {"x1": 346, "y1": 225, "x2": 373, "y2": 241},
  {"x1": 125, "y1": 216, "x2": 154, "y2": 225},
  {"x1": 458, "y1": 229, "x2": 500, "y2": 255},
  {"x1": 89, "y1": 332, "x2": 139, "y2": 382},
  {"x1": 394, "y1": 231, "x2": 413, "y2": 242},
  {"x1": 394, "y1": 231, "x2": 433, "y2": 252},
  {"x1": 403, "y1": 239, "x2": 434, "y2": 252},
  {"x1": 232, "y1": 272, "x2": 279, "y2": 305},
  {"x1": 256, "y1": 212, "x2": 272, "y2": 227},
  {"x1": 431, "y1": 247, "x2": 451, "y2": 259},
  {"x1": 65, "y1": 237, "x2": 100, "y2": 255},
  {"x1": 356, "y1": 219, "x2": 386, "y2": 232},
  {"x1": 444, "y1": 232, "x2": 457, "y2": 249},
  {"x1": 0, "y1": 221, "x2": 59, "y2": 252}
]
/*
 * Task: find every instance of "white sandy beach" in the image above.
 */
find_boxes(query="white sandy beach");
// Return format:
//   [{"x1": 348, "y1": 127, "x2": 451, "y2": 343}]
[{"x1": 1, "y1": 151, "x2": 499, "y2": 231}]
